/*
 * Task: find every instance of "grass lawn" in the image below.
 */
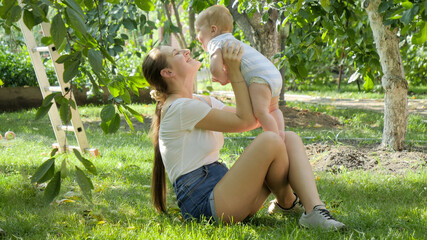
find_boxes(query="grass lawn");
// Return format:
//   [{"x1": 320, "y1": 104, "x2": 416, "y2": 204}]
[
  {"x1": 0, "y1": 103, "x2": 426, "y2": 239},
  {"x1": 197, "y1": 80, "x2": 427, "y2": 100}
]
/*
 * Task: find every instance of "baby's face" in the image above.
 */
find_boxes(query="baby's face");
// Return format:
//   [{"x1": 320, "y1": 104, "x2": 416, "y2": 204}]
[{"x1": 195, "y1": 21, "x2": 214, "y2": 51}]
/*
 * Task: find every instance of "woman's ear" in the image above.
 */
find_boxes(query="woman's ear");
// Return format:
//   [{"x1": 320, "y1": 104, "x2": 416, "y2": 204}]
[{"x1": 160, "y1": 68, "x2": 175, "y2": 78}]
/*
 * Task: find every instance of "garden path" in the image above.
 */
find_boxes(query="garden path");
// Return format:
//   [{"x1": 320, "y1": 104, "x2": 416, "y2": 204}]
[{"x1": 207, "y1": 91, "x2": 427, "y2": 117}]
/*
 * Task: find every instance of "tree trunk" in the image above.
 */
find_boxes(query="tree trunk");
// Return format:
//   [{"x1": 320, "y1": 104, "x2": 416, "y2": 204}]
[
  {"x1": 188, "y1": 7, "x2": 197, "y2": 93},
  {"x1": 364, "y1": 0, "x2": 408, "y2": 151},
  {"x1": 226, "y1": 1, "x2": 279, "y2": 59},
  {"x1": 188, "y1": 7, "x2": 196, "y2": 42},
  {"x1": 279, "y1": 21, "x2": 290, "y2": 107}
]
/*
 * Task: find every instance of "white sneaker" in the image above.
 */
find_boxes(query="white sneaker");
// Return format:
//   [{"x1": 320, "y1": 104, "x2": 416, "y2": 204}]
[
  {"x1": 268, "y1": 193, "x2": 304, "y2": 215},
  {"x1": 299, "y1": 205, "x2": 346, "y2": 230}
]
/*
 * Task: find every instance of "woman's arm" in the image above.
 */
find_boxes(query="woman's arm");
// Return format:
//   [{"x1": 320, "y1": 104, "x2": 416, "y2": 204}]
[{"x1": 195, "y1": 41, "x2": 257, "y2": 132}]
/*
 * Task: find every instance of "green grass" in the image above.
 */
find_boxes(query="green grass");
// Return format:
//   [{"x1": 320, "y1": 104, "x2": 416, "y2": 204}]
[
  {"x1": 0, "y1": 103, "x2": 426, "y2": 239},
  {"x1": 284, "y1": 102, "x2": 427, "y2": 145},
  {"x1": 197, "y1": 80, "x2": 427, "y2": 99}
]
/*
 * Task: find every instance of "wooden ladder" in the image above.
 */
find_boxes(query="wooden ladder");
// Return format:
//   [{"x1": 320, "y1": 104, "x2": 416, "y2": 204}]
[{"x1": 18, "y1": 18, "x2": 99, "y2": 157}]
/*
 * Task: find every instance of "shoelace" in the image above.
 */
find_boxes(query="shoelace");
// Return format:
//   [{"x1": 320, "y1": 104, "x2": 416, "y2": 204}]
[
  {"x1": 277, "y1": 194, "x2": 302, "y2": 210},
  {"x1": 317, "y1": 208, "x2": 336, "y2": 220}
]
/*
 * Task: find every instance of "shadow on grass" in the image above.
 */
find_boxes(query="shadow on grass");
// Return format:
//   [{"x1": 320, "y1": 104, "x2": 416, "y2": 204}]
[{"x1": 315, "y1": 171, "x2": 426, "y2": 237}]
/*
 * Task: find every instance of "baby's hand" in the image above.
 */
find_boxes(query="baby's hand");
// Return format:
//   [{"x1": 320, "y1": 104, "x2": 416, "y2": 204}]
[{"x1": 212, "y1": 76, "x2": 230, "y2": 85}]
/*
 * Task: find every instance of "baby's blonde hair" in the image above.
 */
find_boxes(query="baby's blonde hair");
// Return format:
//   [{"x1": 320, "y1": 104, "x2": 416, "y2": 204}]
[{"x1": 196, "y1": 5, "x2": 233, "y2": 33}]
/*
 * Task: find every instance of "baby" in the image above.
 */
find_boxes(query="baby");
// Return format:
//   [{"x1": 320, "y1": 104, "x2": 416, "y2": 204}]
[{"x1": 195, "y1": 5, "x2": 285, "y2": 139}]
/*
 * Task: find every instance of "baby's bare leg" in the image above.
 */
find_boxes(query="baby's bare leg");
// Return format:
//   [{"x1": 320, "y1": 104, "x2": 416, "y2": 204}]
[
  {"x1": 270, "y1": 97, "x2": 285, "y2": 140},
  {"x1": 248, "y1": 83, "x2": 279, "y2": 134}
]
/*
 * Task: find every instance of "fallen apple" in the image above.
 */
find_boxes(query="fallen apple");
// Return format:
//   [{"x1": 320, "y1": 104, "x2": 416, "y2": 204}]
[{"x1": 5, "y1": 131, "x2": 15, "y2": 140}]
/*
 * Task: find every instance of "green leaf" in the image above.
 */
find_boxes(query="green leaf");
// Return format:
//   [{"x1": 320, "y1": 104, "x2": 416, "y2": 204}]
[
  {"x1": 50, "y1": 148, "x2": 59, "y2": 157},
  {"x1": 118, "y1": 105, "x2": 134, "y2": 131},
  {"x1": 401, "y1": 1, "x2": 413, "y2": 10},
  {"x1": 0, "y1": 0, "x2": 16, "y2": 20},
  {"x1": 69, "y1": 99, "x2": 76, "y2": 110},
  {"x1": 6, "y1": 5, "x2": 21, "y2": 25},
  {"x1": 100, "y1": 46, "x2": 116, "y2": 65},
  {"x1": 135, "y1": 0, "x2": 155, "y2": 11},
  {"x1": 88, "y1": 49, "x2": 103, "y2": 74},
  {"x1": 84, "y1": 0, "x2": 94, "y2": 9},
  {"x1": 0, "y1": 79, "x2": 3, "y2": 86},
  {"x1": 63, "y1": 59, "x2": 80, "y2": 82},
  {"x1": 23, "y1": 9, "x2": 36, "y2": 30},
  {"x1": 412, "y1": 22, "x2": 427, "y2": 45},
  {"x1": 121, "y1": 89, "x2": 131, "y2": 104},
  {"x1": 109, "y1": 113, "x2": 121, "y2": 133},
  {"x1": 73, "y1": 149, "x2": 97, "y2": 175},
  {"x1": 100, "y1": 104, "x2": 116, "y2": 122},
  {"x1": 100, "y1": 120, "x2": 109, "y2": 134},
  {"x1": 65, "y1": 7, "x2": 86, "y2": 34},
  {"x1": 122, "y1": 105, "x2": 144, "y2": 123},
  {"x1": 35, "y1": 103, "x2": 53, "y2": 120},
  {"x1": 122, "y1": 18, "x2": 136, "y2": 30},
  {"x1": 55, "y1": 95, "x2": 68, "y2": 105},
  {"x1": 56, "y1": 54, "x2": 74, "y2": 64},
  {"x1": 59, "y1": 102, "x2": 71, "y2": 123},
  {"x1": 75, "y1": 166, "x2": 94, "y2": 201},
  {"x1": 31, "y1": 158, "x2": 55, "y2": 184},
  {"x1": 363, "y1": 74, "x2": 374, "y2": 91},
  {"x1": 41, "y1": 36, "x2": 52, "y2": 46},
  {"x1": 60, "y1": 159, "x2": 68, "y2": 179},
  {"x1": 64, "y1": 0, "x2": 85, "y2": 18},
  {"x1": 44, "y1": 171, "x2": 61, "y2": 205},
  {"x1": 86, "y1": 71, "x2": 100, "y2": 94},
  {"x1": 297, "y1": 64, "x2": 308, "y2": 78},
  {"x1": 108, "y1": 84, "x2": 120, "y2": 98},
  {"x1": 42, "y1": 93, "x2": 58, "y2": 107},
  {"x1": 51, "y1": 13, "x2": 67, "y2": 49}
]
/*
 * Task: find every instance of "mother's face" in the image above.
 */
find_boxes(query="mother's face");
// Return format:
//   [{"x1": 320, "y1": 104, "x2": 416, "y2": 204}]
[{"x1": 160, "y1": 46, "x2": 201, "y2": 77}]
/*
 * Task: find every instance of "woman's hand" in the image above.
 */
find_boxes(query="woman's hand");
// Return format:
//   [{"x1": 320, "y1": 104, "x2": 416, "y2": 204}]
[{"x1": 222, "y1": 40, "x2": 243, "y2": 77}]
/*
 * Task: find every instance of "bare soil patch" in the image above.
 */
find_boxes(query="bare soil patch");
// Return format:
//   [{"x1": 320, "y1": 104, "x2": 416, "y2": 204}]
[
  {"x1": 109, "y1": 99, "x2": 426, "y2": 174},
  {"x1": 280, "y1": 105, "x2": 340, "y2": 128},
  {"x1": 306, "y1": 143, "x2": 426, "y2": 174},
  {"x1": 280, "y1": 105, "x2": 426, "y2": 174}
]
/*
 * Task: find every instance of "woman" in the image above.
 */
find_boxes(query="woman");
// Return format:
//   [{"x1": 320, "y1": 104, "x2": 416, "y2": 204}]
[{"x1": 142, "y1": 41, "x2": 346, "y2": 230}]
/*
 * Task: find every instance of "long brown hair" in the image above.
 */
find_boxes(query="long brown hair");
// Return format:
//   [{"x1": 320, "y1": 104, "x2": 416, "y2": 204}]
[{"x1": 142, "y1": 47, "x2": 169, "y2": 212}]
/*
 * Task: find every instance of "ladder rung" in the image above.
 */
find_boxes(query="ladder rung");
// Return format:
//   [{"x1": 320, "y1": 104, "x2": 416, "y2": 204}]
[
  {"x1": 44, "y1": 86, "x2": 62, "y2": 92},
  {"x1": 52, "y1": 143, "x2": 100, "y2": 157},
  {"x1": 57, "y1": 125, "x2": 74, "y2": 131},
  {"x1": 32, "y1": 46, "x2": 50, "y2": 52}
]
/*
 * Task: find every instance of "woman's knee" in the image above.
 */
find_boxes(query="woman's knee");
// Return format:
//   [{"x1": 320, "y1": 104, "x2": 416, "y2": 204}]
[
  {"x1": 284, "y1": 131, "x2": 302, "y2": 142},
  {"x1": 255, "y1": 131, "x2": 284, "y2": 151}
]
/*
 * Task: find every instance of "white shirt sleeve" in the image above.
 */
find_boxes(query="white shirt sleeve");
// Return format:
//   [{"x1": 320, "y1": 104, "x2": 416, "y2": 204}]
[
  {"x1": 207, "y1": 38, "x2": 223, "y2": 55},
  {"x1": 210, "y1": 96, "x2": 226, "y2": 110},
  {"x1": 179, "y1": 99, "x2": 212, "y2": 131}
]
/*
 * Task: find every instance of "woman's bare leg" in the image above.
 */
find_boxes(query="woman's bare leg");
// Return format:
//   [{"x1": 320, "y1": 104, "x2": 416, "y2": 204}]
[
  {"x1": 285, "y1": 131, "x2": 323, "y2": 213},
  {"x1": 213, "y1": 132, "x2": 295, "y2": 223}
]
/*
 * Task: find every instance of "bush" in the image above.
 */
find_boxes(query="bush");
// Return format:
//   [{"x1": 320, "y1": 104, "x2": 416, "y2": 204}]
[{"x1": 0, "y1": 42, "x2": 57, "y2": 87}]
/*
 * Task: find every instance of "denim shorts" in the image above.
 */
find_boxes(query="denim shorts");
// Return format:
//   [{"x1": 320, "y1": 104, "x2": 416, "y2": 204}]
[{"x1": 173, "y1": 161, "x2": 228, "y2": 221}]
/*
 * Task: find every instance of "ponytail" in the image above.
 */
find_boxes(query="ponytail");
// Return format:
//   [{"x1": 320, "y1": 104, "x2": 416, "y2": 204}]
[
  {"x1": 150, "y1": 102, "x2": 167, "y2": 212},
  {"x1": 143, "y1": 47, "x2": 169, "y2": 213}
]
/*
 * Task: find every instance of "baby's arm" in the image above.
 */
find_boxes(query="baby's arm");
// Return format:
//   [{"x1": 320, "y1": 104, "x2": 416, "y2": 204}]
[{"x1": 210, "y1": 49, "x2": 230, "y2": 85}]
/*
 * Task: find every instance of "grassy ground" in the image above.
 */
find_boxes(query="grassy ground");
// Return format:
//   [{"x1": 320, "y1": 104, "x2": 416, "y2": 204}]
[
  {"x1": 197, "y1": 80, "x2": 427, "y2": 99},
  {"x1": 0, "y1": 103, "x2": 426, "y2": 239}
]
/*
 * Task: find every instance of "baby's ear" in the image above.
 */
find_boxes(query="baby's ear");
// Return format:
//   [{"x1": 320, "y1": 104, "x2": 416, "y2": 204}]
[
  {"x1": 160, "y1": 68, "x2": 175, "y2": 78},
  {"x1": 211, "y1": 25, "x2": 218, "y2": 35}
]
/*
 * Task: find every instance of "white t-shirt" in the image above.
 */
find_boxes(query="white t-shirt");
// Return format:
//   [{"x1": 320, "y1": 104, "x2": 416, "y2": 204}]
[
  {"x1": 207, "y1": 33, "x2": 282, "y2": 97},
  {"x1": 159, "y1": 96, "x2": 226, "y2": 183}
]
